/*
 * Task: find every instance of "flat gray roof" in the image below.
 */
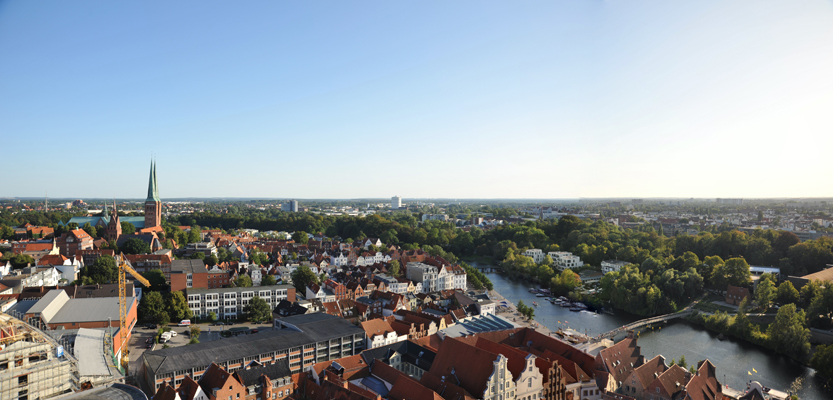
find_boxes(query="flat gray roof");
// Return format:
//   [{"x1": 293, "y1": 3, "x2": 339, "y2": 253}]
[
  {"x1": 49, "y1": 297, "x2": 135, "y2": 324},
  {"x1": 171, "y1": 259, "x2": 208, "y2": 274},
  {"x1": 75, "y1": 328, "x2": 111, "y2": 376}
]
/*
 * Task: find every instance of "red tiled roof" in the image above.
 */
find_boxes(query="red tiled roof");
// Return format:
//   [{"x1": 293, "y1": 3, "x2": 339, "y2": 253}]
[
  {"x1": 151, "y1": 382, "x2": 179, "y2": 400},
  {"x1": 198, "y1": 363, "x2": 243, "y2": 396},
  {"x1": 653, "y1": 364, "x2": 688, "y2": 398},
  {"x1": 177, "y1": 375, "x2": 202, "y2": 400},
  {"x1": 411, "y1": 335, "x2": 443, "y2": 352},
  {"x1": 37, "y1": 254, "x2": 68, "y2": 266},
  {"x1": 361, "y1": 318, "x2": 396, "y2": 340},
  {"x1": 23, "y1": 243, "x2": 54, "y2": 252},
  {"x1": 387, "y1": 371, "x2": 445, "y2": 400},
  {"x1": 426, "y1": 337, "x2": 499, "y2": 397},
  {"x1": 312, "y1": 354, "x2": 369, "y2": 381},
  {"x1": 70, "y1": 229, "x2": 92, "y2": 240},
  {"x1": 419, "y1": 371, "x2": 476, "y2": 400},
  {"x1": 629, "y1": 355, "x2": 668, "y2": 389},
  {"x1": 682, "y1": 360, "x2": 722, "y2": 400},
  {"x1": 369, "y1": 360, "x2": 405, "y2": 385},
  {"x1": 596, "y1": 337, "x2": 642, "y2": 385}
]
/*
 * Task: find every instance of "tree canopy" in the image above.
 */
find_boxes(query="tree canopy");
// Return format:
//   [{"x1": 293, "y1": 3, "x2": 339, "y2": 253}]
[
  {"x1": 261, "y1": 274, "x2": 277, "y2": 286},
  {"x1": 290, "y1": 265, "x2": 319, "y2": 294},
  {"x1": 121, "y1": 221, "x2": 136, "y2": 235},
  {"x1": 81, "y1": 255, "x2": 118, "y2": 284},
  {"x1": 167, "y1": 291, "x2": 193, "y2": 321},
  {"x1": 235, "y1": 275, "x2": 253, "y2": 287},
  {"x1": 139, "y1": 291, "x2": 168, "y2": 324},
  {"x1": 244, "y1": 296, "x2": 272, "y2": 322},
  {"x1": 767, "y1": 304, "x2": 811, "y2": 358},
  {"x1": 121, "y1": 238, "x2": 150, "y2": 255},
  {"x1": 141, "y1": 269, "x2": 169, "y2": 292}
]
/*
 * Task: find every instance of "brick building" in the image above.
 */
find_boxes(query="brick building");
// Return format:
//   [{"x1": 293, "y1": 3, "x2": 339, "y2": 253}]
[
  {"x1": 56, "y1": 229, "x2": 94, "y2": 258},
  {"x1": 170, "y1": 259, "x2": 209, "y2": 291}
]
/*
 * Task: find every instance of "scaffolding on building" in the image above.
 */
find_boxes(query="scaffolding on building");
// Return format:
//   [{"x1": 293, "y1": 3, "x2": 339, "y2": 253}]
[{"x1": 0, "y1": 313, "x2": 80, "y2": 399}]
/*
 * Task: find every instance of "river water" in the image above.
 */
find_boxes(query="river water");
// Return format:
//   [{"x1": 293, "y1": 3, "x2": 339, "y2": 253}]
[{"x1": 484, "y1": 271, "x2": 831, "y2": 399}]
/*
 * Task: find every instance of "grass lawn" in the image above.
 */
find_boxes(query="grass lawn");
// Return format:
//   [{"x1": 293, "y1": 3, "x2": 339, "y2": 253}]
[{"x1": 693, "y1": 302, "x2": 737, "y2": 313}]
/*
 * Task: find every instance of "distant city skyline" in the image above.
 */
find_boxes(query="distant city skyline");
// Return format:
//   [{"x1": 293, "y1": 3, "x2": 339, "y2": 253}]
[{"x1": 1, "y1": 1, "x2": 831, "y2": 199}]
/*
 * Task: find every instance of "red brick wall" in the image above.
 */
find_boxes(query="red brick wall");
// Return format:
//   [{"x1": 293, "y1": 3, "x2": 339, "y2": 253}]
[
  {"x1": 209, "y1": 377, "x2": 246, "y2": 400},
  {"x1": 171, "y1": 274, "x2": 187, "y2": 292},
  {"x1": 193, "y1": 273, "x2": 208, "y2": 289}
]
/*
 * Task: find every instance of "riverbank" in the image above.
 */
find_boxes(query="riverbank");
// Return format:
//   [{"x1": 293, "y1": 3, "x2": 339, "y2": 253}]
[
  {"x1": 482, "y1": 269, "x2": 831, "y2": 399},
  {"x1": 488, "y1": 288, "x2": 553, "y2": 336}
]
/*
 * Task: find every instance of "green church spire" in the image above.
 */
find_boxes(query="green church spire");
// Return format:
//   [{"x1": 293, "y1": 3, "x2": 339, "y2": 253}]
[{"x1": 146, "y1": 159, "x2": 160, "y2": 202}]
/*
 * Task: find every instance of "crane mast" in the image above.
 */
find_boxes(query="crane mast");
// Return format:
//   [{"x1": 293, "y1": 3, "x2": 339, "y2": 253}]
[{"x1": 116, "y1": 253, "x2": 151, "y2": 374}]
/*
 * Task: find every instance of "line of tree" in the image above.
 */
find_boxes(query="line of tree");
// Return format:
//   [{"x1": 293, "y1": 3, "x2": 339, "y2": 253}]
[
  {"x1": 460, "y1": 262, "x2": 493, "y2": 291},
  {"x1": 687, "y1": 299, "x2": 812, "y2": 362},
  {"x1": 139, "y1": 290, "x2": 193, "y2": 326},
  {"x1": 516, "y1": 300, "x2": 535, "y2": 320}
]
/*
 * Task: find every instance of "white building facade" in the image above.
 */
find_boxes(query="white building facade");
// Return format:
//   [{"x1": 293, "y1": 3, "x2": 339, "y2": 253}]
[
  {"x1": 601, "y1": 260, "x2": 629, "y2": 274},
  {"x1": 523, "y1": 249, "x2": 545, "y2": 264},
  {"x1": 549, "y1": 251, "x2": 584, "y2": 271}
]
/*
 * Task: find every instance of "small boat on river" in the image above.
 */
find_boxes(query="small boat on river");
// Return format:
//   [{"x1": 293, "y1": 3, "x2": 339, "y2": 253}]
[{"x1": 532, "y1": 301, "x2": 539, "y2": 307}]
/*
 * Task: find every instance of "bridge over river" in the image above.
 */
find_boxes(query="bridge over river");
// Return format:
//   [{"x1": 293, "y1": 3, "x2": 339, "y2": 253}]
[{"x1": 592, "y1": 309, "x2": 694, "y2": 342}]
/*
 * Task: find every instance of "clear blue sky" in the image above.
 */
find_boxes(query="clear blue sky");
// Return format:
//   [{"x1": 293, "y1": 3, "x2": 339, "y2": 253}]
[{"x1": 2, "y1": 1, "x2": 832, "y2": 199}]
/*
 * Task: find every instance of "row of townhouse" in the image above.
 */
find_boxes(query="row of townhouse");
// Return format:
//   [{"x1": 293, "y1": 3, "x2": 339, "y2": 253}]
[{"x1": 184, "y1": 284, "x2": 296, "y2": 320}]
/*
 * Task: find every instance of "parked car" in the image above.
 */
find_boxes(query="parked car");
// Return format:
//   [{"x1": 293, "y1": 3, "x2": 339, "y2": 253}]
[
  {"x1": 214, "y1": 321, "x2": 225, "y2": 326},
  {"x1": 145, "y1": 323, "x2": 157, "y2": 329},
  {"x1": 251, "y1": 329, "x2": 259, "y2": 334},
  {"x1": 169, "y1": 331, "x2": 177, "y2": 337}
]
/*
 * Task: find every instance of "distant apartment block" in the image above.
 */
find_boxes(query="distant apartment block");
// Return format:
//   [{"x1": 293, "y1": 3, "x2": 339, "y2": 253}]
[
  {"x1": 523, "y1": 249, "x2": 545, "y2": 264},
  {"x1": 601, "y1": 260, "x2": 629, "y2": 274},
  {"x1": 282, "y1": 200, "x2": 299, "y2": 212},
  {"x1": 391, "y1": 196, "x2": 402, "y2": 209},
  {"x1": 716, "y1": 198, "x2": 743, "y2": 205},
  {"x1": 421, "y1": 214, "x2": 448, "y2": 222},
  {"x1": 548, "y1": 251, "x2": 584, "y2": 271}
]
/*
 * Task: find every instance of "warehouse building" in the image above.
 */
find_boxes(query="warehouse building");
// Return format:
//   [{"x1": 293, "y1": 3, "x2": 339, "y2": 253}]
[{"x1": 140, "y1": 313, "x2": 366, "y2": 395}]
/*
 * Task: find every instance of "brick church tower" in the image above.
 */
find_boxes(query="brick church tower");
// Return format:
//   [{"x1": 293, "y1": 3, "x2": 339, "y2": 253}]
[
  {"x1": 145, "y1": 160, "x2": 162, "y2": 229},
  {"x1": 106, "y1": 200, "x2": 122, "y2": 241}
]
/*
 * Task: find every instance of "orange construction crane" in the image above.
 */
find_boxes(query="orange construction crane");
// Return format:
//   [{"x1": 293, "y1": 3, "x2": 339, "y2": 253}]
[{"x1": 116, "y1": 253, "x2": 151, "y2": 373}]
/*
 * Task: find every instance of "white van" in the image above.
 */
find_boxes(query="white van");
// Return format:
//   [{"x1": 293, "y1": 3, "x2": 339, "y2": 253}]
[{"x1": 178, "y1": 320, "x2": 191, "y2": 326}]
